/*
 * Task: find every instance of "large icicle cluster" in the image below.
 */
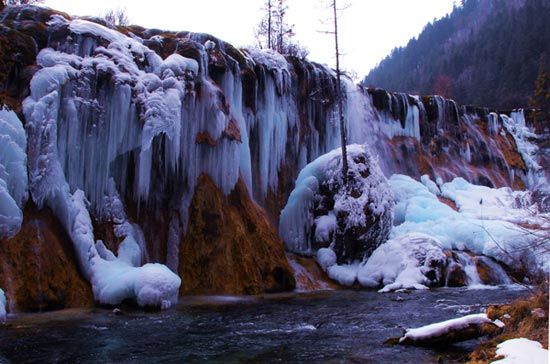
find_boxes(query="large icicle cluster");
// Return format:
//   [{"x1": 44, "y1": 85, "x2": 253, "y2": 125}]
[
  {"x1": 279, "y1": 144, "x2": 394, "y2": 263},
  {"x1": 0, "y1": 109, "x2": 27, "y2": 238}
]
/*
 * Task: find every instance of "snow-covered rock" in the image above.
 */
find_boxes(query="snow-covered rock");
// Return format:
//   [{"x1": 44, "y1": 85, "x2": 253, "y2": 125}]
[
  {"x1": 493, "y1": 338, "x2": 548, "y2": 364},
  {"x1": 0, "y1": 109, "x2": 28, "y2": 238},
  {"x1": 280, "y1": 144, "x2": 394, "y2": 263},
  {"x1": 358, "y1": 233, "x2": 446, "y2": 292}
]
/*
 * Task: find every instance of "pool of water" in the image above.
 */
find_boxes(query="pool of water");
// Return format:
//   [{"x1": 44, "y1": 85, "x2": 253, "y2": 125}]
[{"x1": 0, "y1": 286, "x2": 527, "y2": 363}]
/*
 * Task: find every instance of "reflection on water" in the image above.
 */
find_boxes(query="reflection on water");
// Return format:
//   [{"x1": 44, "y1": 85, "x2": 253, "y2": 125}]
[{"x1": 0, "y1": 287, "x2": 526, "y2": 363}]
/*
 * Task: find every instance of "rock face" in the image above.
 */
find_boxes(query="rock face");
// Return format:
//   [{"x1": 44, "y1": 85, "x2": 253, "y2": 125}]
[
  {"x1": 0, "y1": 203, "x2": 92, "y2": 311},
  {"x1": 179, "y1": 175, "x2": 295, "y2": 295}
]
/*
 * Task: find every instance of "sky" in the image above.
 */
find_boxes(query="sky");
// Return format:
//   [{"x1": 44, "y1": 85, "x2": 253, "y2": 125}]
[{"x1": 43, "y1": 0, "x2": 457, "y2": 79}]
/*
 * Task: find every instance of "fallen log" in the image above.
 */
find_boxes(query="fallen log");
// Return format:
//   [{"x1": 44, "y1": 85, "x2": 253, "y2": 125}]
[{"x1": 398, "y1": 313, "x2": 504, "y2": 346}]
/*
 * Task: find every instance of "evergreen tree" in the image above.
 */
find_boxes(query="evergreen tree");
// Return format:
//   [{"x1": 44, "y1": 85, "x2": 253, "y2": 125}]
[{"x1": 529, "y1": 56, "x2": 550, "y2": 120}]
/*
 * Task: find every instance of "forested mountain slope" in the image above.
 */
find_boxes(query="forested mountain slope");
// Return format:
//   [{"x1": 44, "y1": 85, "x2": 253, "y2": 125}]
[{"x1": 363, "y1": 0, "x2": 550, "y2": 109}]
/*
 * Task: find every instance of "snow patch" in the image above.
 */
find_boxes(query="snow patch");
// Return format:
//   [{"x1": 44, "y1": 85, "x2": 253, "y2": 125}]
[{"x1": 493, "y1": 338, "x2": 548, "y2": 364}]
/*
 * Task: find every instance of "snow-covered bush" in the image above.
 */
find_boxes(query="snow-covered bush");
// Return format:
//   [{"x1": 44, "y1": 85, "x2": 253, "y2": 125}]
[{"x1": 280, "y1": 144, "x2": 394, "y2": 264}]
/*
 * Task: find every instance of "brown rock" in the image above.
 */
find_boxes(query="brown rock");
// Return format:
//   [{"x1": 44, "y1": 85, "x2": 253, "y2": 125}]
[
  {"x1": 0, "y1": 203, "x2": 93, "y2": 312},
  {"x1": 178, "y1": 174, "x2": 295, "y2": 295},
  {"x1": 222, "y1": 119, "x2": 242, "y2": 142},
  {"x1": 195, "y1": 131, "x2": 218, "y2": 146},
  {"x1": 286, "y1": 253, "x2": 340, "y2": 291},
  {"x1": 445, "y1": 263, "x2": 467, "y2": 287}
]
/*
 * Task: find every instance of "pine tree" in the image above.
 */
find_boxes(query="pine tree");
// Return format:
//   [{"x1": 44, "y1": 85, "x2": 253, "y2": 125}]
[{"x1": 529, "y1": 56, "x2": 550, "y2": 116}]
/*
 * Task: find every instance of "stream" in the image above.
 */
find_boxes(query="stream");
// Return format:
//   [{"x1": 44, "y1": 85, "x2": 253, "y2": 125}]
[{"x1": 0, "y1": 286, "x2": 527, "y2": 363}]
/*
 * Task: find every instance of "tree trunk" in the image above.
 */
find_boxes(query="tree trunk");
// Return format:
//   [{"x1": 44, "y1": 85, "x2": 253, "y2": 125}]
[
  {"x1": 332, "y1": 0, "x2": 348, "y2": 183},
  {"x1": 267, "y1": 0, "x2": 272, "y2": 49}
]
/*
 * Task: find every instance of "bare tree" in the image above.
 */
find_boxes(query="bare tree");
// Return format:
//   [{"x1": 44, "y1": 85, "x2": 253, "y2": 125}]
[
  {"x1": 254, "y1": 0, "x2": 308, "y2": 58},
  {"x1": 103, "y1": 8, "x2": 129, "y2": 27},
  {"x1": 255, "y1": 0, "x2": 275, "y2": 49},
  {"x1": 273, "y1": 0, "x2": 293, "y2": 53},
  {"x1": 330, "y1": 0, "x2": 349, "y2": 183}
]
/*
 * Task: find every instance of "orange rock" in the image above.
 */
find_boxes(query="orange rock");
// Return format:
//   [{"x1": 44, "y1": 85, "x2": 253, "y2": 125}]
[
  {"x1": 286, "y1": 253, "x2": 340, "y2": 291},
  {"x1": 0, "y1": 203, "x2": 93, "y2": 312},
  {"x1": 178, "y1": 174, "x2": 295, "y2": 295}
]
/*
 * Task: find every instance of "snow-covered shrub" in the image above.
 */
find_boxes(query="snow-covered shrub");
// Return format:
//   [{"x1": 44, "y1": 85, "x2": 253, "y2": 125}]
[{"x1": 280, "y1": 144, "x2": 394, "y2": 264}]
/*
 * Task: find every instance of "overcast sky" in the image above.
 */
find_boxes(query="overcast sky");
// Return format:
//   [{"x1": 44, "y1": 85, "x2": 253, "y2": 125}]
[{"x1": 43, "y1": 0, "x2": 457, "y2": 79}]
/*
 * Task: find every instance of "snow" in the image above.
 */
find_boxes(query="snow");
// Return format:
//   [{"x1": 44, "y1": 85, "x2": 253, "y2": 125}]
[
  {"x1": 280, "y1": 144, "x2": 393, "y2": 256},
  {"x1": 314, "y1": 214, "x2": 337, "y2": 243},
  {"x1": 493, "y1": 338, "x2": 548, "y2": 364},
  {"x1": 316, "y1": 248, "x2": 337, "y2": 271},
  {"x1": 326, "y1": 263, "x2": 359, "y2": 287},
  {"x1": 243, "y1": 47, "x2": 289, "y2": 72},
  {"x1": 0, "y1": 288, "x2": 6, "y2": 324},
  {"x1": 0, "y1": 109, "x2": 28, "y2": 238},
  {"x1": 358, "y1": 233, "x2": 446, "y2": 292},
  {"x1": 399, "y1": 313, "x2": 491, "y2": 343},
  {"x1": 388, "y1": 174, "x2": 549, "y2": 274}
]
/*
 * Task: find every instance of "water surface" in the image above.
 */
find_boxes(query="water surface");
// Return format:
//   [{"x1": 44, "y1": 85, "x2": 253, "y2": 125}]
[{"x1": 0, "y1": 287, "x2": 526, "y2": 363}]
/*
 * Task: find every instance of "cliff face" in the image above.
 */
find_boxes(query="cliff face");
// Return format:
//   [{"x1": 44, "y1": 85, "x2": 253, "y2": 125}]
[
  {"x1": 0, "y1": 203, "x2": 92, "y2": 311},
  {"x1": 179, "y1": 175, "x2": 294, "y2": 295},
  {"x1": 0, "y1": 5, "x2": 544, "y2": 312}
]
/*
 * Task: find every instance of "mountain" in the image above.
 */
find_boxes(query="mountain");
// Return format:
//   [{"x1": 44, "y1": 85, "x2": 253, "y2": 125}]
[{"x1": 362, "y1": 0, "x2": 550, "y2": 109}]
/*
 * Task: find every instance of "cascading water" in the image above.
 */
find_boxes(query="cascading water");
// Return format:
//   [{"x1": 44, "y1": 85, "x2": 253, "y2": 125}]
[{"x1": 454, "y1": 252, "x2": 483, "y2": 286}]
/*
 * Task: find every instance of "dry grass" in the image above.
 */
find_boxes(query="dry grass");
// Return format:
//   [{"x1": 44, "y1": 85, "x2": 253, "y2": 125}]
[{"x1": 468, "y1": 289, "x2": 549, "y2": 363}]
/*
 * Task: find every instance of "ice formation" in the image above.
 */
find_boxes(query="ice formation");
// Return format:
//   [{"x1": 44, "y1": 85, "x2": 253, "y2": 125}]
[
  {"x1": 390, "y1": 175, "x2": 548, "y2": 273},
  {"x1": 0, "y1": 288, "x2": 6, "y2": 323},
  {"x1": 493, "y1": 338, "x2": 549, "y2": 364},
  {"x1": 308, "y1": 173, "x2": 547, "y2": 290},
  {"x1": 0, "y1": 109, "x2": 28, "y2": 238},
  {"x1": 279, "y1": 144, "x2": 394, "y2": 261}
]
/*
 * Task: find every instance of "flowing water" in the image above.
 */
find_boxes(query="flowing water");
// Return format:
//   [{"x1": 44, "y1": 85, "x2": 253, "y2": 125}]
[{"x1": 0, "y1": 287, "x2": 527, "y2": 363}]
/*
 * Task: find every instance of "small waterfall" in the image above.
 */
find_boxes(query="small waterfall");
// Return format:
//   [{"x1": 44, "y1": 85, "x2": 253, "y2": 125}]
[
  {"x1": 455, "y1": 252, "x2": 482, "y2": 285},
  {"x1": 478, "y1": 256, "x2": 513, "y2": 285}
]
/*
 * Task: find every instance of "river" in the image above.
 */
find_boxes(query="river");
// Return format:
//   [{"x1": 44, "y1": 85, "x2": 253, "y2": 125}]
[{"x1": 0, "y1": 286, "x2": 527, "y2": 363}]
